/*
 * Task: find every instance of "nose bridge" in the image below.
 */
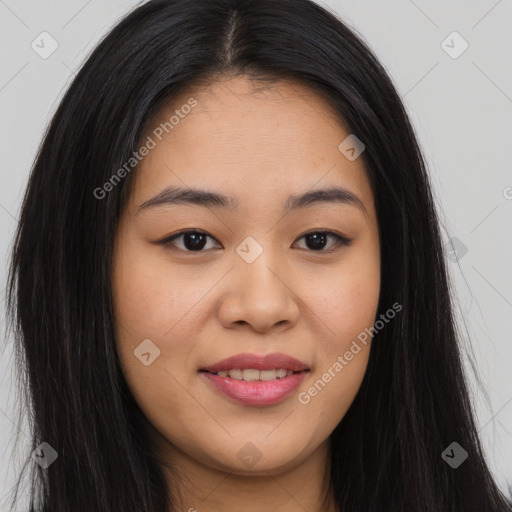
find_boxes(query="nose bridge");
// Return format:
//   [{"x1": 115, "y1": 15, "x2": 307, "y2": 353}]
[
  {"x1": 218, "y1": 234, "x2": 299, "y2": 332},
  {"x1": 235, "y1": 233, "x2": 288, "y2": 296}
]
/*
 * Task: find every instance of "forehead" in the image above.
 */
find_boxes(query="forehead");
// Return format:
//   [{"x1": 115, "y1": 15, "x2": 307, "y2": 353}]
[{"x1": 129, "y1": 75, "x2": 373, "y2": 213}]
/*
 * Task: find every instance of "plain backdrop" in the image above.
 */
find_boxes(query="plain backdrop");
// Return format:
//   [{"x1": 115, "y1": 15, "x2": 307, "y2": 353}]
[{"x1": 0, "y1": 0, "x2": 511, "y2": 507}]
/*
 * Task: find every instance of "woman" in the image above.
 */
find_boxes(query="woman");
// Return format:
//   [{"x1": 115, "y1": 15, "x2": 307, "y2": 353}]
[{"x1": 6, "y1": 0, "x2": 512, "y2": 510}]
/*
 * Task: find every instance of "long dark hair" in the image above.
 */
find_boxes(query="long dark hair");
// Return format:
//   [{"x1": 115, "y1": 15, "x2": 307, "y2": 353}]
[{"x1": 5, "y1": 0, "x2": 511, "y2": 510}]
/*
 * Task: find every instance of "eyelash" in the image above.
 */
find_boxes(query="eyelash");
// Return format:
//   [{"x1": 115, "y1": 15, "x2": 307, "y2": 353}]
[{"x1": 159, "y1": 230, "x2": 352, "y2": 254}]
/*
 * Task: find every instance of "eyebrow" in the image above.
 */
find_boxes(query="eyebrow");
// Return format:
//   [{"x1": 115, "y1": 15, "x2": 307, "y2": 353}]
[{"x1": 136, "y1": 185, "x2": 367, "y2": 215}]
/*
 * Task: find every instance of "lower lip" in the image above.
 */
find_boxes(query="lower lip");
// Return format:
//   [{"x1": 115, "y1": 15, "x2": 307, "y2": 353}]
[{"x1": 200, "y1": 371, "x2": 308, "y2": 406}]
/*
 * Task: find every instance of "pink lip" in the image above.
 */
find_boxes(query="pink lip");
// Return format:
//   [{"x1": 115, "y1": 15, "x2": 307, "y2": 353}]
[
  {"x1": 200, "y1": 352, "x2": 309, "y2": 373},
  {"x1": 201, "y1": 371, "x2": 308, "y2": 406},
  {"x1": 199, "y1": 352, "x2": 310, "y2": 406}
]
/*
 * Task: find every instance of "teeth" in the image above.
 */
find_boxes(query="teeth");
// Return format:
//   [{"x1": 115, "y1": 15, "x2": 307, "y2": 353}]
[
  {"x1": 242, "y1": 369, "x2": 260, "y2": 381},
  {"x1": 260, "y1": 370, "x2": 277, "y2": 381},
  {"x1": 229, "y1": 369, "x2": 243, "y2": 380},
  {"x1": 214, "y1": 368, "x2": 297, "y2": 380}
]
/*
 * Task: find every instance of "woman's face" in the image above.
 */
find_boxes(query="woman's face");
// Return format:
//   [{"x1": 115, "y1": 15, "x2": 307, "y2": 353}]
[{"x1": 112, "y1": 75, "x2": 380, "y2": 476}]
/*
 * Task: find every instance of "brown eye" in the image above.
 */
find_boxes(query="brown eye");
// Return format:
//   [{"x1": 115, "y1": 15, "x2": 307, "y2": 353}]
[
  {"x1": 294, "y1": 231, "x2": 352, "y2": 252},
  {"x1": 161, "y1": 230, "x2": 221, "y2": 252}
]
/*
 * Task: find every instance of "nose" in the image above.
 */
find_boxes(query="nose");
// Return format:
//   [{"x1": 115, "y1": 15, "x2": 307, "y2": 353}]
[{"x1": 217, "y1": 249, "x2": 300, "y2": 334}]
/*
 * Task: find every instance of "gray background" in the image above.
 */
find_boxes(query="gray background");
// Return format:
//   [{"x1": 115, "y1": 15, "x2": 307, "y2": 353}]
[{"x1": 0, "y1": 0, "x2": 511, "y2": 507}]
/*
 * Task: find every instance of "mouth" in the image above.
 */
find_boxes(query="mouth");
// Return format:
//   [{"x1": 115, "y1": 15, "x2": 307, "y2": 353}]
[{"x1": 199, "y1": 352, "x2": 310, "y2": 406}]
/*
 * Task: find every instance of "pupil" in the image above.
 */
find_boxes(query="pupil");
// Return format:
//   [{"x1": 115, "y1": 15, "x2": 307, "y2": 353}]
[
  {"x1": 306, "y1": 233, "x2": 327, "y2": 250},
  {"x1": 184, "y1": 232, "x2": 206, "y2": 251}
]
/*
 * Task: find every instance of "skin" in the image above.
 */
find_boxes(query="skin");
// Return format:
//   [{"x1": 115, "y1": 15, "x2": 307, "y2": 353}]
[{"x1": 112, "y1": 75, "x2": 381, "y2": 512}]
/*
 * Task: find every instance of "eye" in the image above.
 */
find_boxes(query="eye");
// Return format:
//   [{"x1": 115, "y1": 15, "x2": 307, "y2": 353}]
[
  {"x1": 160, "y1": 229, "x2": 351, "y2": 253},
  {"x1": 293, "y1": 231, "x2": 352, "y2": 252},
  {"x1": 160, "y1": 230, "x2": 221, "y2": 252}
]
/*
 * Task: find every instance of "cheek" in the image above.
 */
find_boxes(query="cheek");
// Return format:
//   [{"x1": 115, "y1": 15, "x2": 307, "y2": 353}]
[
  {"x1": 295, "y1": 300, "x2": 376, "y2": 433},
  {"x1": 318, "y1": 279, "x2": 380, "y2": 343},
  {"x1": 296, "y1": 251, "x2": 380, "y2": 417},
  {"x1": 112, "y1": 242, "x2": 207, "y2": 339},
  {"x1": 308, "y1": 249, "x2": 380, "y2": 346},
  {"x1": 111, "y1": 252, "x2": 198, "y2": 433},
  {"x1": 111, "y1": 245, "x2": 217, "y2": 410}
]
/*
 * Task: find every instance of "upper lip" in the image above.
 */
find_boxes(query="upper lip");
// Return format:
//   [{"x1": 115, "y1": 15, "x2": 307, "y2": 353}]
[{"x1": 200, "y1": 353, "x2": 310, "y2": 373}]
